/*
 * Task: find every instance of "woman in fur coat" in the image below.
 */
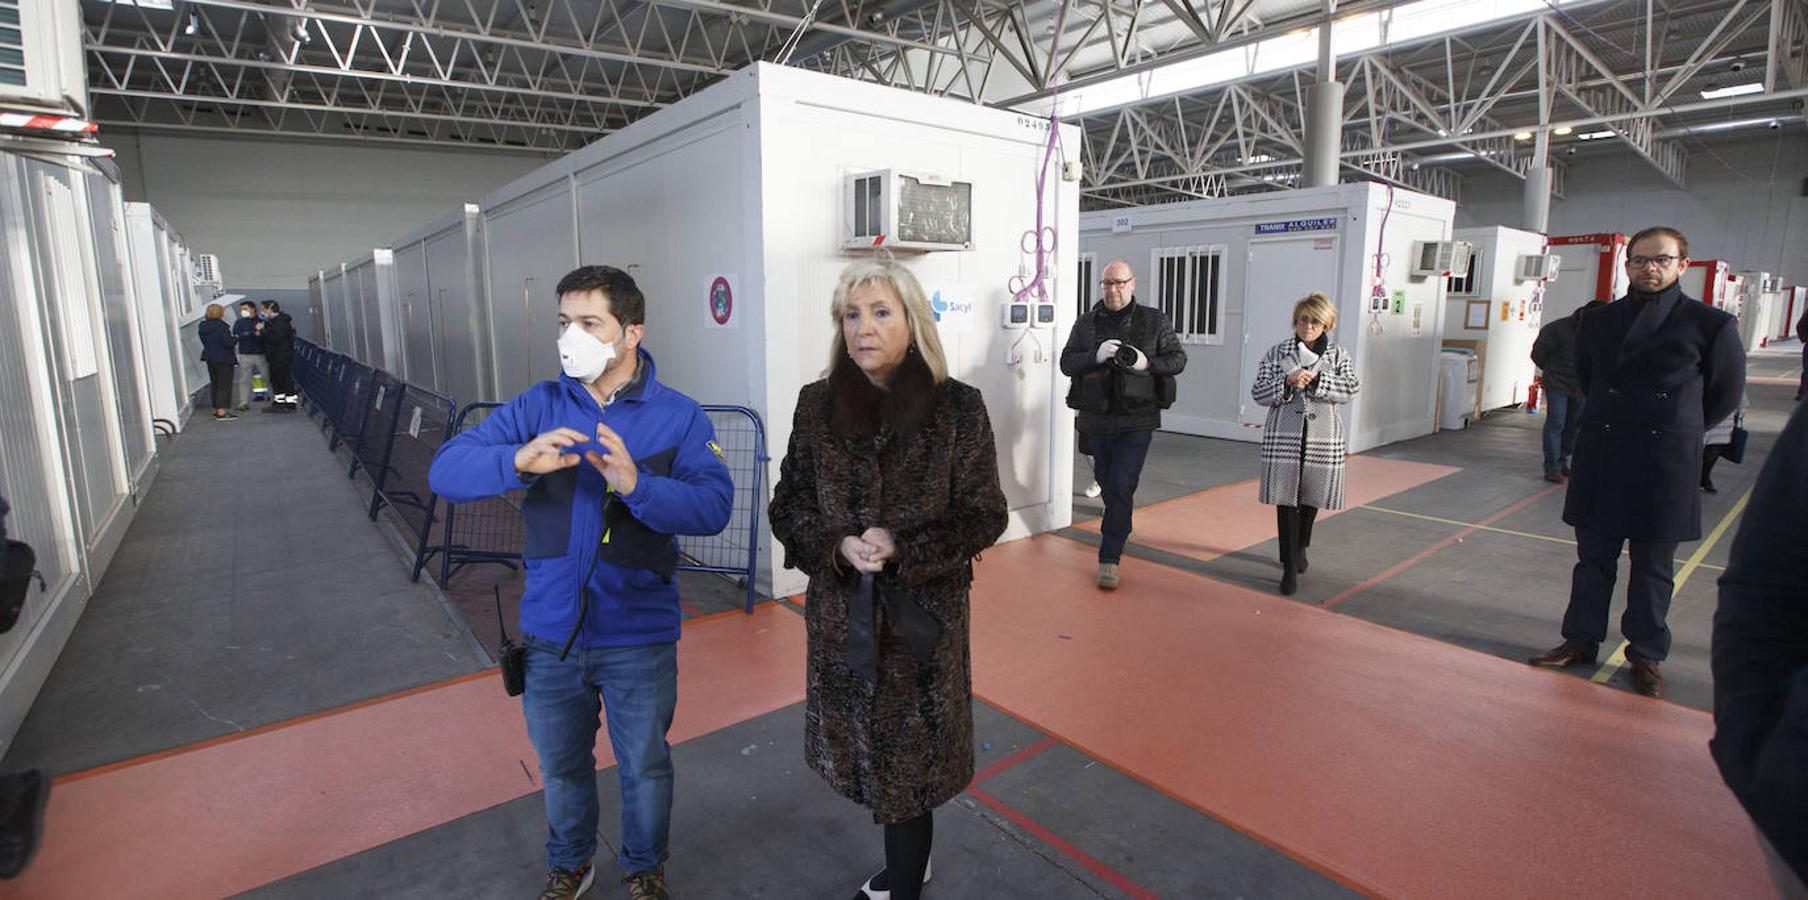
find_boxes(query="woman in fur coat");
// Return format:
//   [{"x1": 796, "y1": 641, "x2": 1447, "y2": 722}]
[
  {"x1": 1250, "y1": 292, "x2": 1361, "y2": 596},
  {"x1": 768, "y1": 261, "x2": 1008, "y2": 900}
]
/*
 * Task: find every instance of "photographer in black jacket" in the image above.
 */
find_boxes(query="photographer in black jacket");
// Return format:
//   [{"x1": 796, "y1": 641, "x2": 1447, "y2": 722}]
[{"x1": 1059, "y1": 259, "x2": 1187, "y2": 591}]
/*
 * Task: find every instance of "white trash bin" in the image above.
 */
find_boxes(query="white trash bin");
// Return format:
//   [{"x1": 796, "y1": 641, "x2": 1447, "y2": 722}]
[{"x1": 1439, "y1": 351, "x2": 1477, "y2": 430}]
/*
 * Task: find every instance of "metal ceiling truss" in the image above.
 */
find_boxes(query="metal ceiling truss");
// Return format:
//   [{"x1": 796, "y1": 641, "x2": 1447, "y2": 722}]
[
  {"x1": 80, "y1": 0, "x2": 1805, "y2": 188},
  {"x1": 1071, "y1": 0, "x2": 1797, "y2": 209}
]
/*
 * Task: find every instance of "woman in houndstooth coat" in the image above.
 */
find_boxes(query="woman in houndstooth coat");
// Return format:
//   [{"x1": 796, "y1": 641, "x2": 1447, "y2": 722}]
[{"x1": 1250, "y1": 292, "x2": 1360, "y2": 596}]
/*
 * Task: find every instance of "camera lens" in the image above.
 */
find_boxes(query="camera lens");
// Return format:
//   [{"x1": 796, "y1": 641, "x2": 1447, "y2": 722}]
[{"x1": 1114, "y1": 343, "x2": 1139, "y2": 367}]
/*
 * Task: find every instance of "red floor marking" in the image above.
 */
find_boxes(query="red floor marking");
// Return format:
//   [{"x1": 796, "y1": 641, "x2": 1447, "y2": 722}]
[
  {"x1": 1322, "y1": 482, "x2": 1563, "y2": 608},
  {"x1": 1074, "y1": 455, "x2": 1459, "y2": 564},
  {"x1": 970, "y1": 736, "x2": 1057, "y2": 786},
  {"x1": 967, "y1": 786, "x2": 1159, "y2": 900},
  {"x1": 4, "y1": 604, "x2": 808, "y2": 900},
  {"x1": 966, "y1": 533, "x2": 1769, "y2": 899},
  {"x1": 680, "y1": 599, "x2": 705, "y2": 618},
  {"x1": 56, "y1": 668, "x2": 499, "y2": 785}
]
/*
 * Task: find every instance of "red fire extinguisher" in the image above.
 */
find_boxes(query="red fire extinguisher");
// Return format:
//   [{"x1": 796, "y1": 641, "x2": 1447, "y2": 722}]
[{"x1": 1526, "y1": 378, "x2": 1542, "y2": 412}]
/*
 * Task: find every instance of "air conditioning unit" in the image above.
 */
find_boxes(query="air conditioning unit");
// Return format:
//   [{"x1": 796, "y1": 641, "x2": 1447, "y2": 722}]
[
  {"x1": 843, "y1": 169, "x2": 974, "y2": 252},
  {"x1": 0, "y1": 0, "x2": 89, "y2": 119},
  {"x1": 1410, "y1": 240, "x2": 1473, "y2": 279},
  {"x1": 194, "y1": 254, "x2": 224, "y2": 288},
  {"x1": 1515, "y1": 253, "x2": 1559, "y2": 282}
]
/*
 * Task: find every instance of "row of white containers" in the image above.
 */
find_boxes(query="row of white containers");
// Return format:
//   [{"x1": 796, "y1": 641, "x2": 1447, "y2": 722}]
[
  {"x1": 0, "y1": 144, "x2": 208, "y2": 751},
  {"x1": 308, "y1": 62, "x2": 1084, "y2": 601}
]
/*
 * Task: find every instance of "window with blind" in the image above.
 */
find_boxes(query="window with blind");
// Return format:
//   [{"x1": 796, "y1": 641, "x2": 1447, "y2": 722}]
[{"x1": 1151, "y1": 246, "x2": 1225, "y2": 344}]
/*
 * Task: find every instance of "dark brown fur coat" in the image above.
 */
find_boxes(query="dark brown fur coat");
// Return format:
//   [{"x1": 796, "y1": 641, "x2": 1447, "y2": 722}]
[{"x1": 768, "y1": 374, "x2": 1008, "y2": 823}]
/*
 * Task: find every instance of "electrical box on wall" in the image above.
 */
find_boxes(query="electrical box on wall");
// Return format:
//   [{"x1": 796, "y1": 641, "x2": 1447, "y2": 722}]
[
  {"x1": 1034, "y1": 302, "x2": 1058, "y2": 327},
  {"x1": 0, "y1": 0, "x2": 90, "y2": 119},
  {"x1": 1000, "y1": 301, "x2": 1030, "y2": 329},
  {"x1": 1410, "y1": 240, "x2": 1473, "y2": 279},
  {"x1": 843, "y1": 169, "x2": 975, "y2": 252},
  {"x1": 1515, "y1": 253, "x2": 1558, "y2": 282}
]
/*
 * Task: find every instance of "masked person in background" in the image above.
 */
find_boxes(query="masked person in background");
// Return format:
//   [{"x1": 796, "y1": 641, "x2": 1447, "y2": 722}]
[
  {"x1": 231, "y1": 300, "x2": 267, "y2": 411},
  {"x1": 259, "y1": 301, "x2": 298, "y2": 412},
  {"x1": 429, "y1": 266, "x2": 733, "y2": 900}
]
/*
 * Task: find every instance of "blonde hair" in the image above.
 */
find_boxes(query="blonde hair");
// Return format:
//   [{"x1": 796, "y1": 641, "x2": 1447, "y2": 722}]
[
  {"x1": 828, "y1": 261, "x2": 949, "y2": 384},
  {"x1": 204, "y1": 303, "x2": 225, "y2": 320},
  {"x1": 1292, "y1": 292, "x2": 1337, "y2": 331}
]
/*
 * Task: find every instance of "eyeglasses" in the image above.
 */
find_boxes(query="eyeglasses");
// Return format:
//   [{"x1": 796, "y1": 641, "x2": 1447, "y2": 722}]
[
  {"x1": 1295, "y1": 317, "x2": 1323, "y2": 326},
  {"x1": 1099, "y1": 278, "x2": 1134, "y2": 287},
  {"x1": 1628, "y1": 255, "x2": 1680, "y2": 269}
]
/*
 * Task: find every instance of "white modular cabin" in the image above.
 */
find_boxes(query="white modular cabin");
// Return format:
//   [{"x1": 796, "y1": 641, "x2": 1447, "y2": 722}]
[
  {"x1": 1444, "y1": 226, "x2": 1552, "y2": 413},
  {"x1": 388, "y1": 204, "x2": 491, "y2": 408},
  {"x1": 1079, "y1": 182, "x2": 1458, "y2": 453},
  {"x1": 1545, "y1": 233, "x2": 1629, "y2": 319},
  {"x1": 439, "y1": 62, "x2": 1080, "y2": 599},
  {"x1": 0, "y1": 148, "x2": 149, "y2": 751}
]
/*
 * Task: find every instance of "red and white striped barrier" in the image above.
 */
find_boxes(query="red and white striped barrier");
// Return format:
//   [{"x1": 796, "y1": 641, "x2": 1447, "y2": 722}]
[{"x1": 0, "y1": 112, "x2": 100, "y2": 134}]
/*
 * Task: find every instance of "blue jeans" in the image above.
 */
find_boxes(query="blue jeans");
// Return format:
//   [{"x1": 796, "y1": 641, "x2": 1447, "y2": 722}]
[
  {"x1": 521, "y1": 634, "x2": 678, "y2": 875},
  {"x1": 1542, "y1": 391, "x2": 1585, "y2": 475},
  {"x1": 1089, "y1": 429, "x2": 1153, "y2": 563}
]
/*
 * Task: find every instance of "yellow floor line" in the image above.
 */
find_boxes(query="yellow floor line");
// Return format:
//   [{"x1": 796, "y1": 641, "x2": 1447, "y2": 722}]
[
  {"x1": 1357, "y1": 505, "x2": 1727, "y2": 572},
  {"x1": 1589, "y1": 487, "x2": 1753, "y2": 683}
]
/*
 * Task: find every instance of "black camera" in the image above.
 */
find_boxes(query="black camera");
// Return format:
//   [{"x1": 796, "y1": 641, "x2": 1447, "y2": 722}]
[{"x1": 1112, "y1": 342, "x2": 1141, "y2": 368}]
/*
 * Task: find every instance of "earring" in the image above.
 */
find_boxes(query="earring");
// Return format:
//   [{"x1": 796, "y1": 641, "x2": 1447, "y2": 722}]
[{"x1": 908, "y1": 344, "x2": 918, "y2": 355}]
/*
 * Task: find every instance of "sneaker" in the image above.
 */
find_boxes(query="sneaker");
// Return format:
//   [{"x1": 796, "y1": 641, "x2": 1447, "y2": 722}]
[
  {"x1": 1081, "y1": 481, "x2": 1102, "y2": 499},
  {"x1": 214, "y1": 412, "x2": 239, "y2": 420},
  {"x1": 538, "y1": 863, "x2": 595, "y2": 900},
  {"x1": 623, "y1": 868, "x2": 669, "y2": 900},
  {"x1": 1096, "y1": 562, "x2": 1120, "y2": 590},
  {"x1": 856, "y1": 858, "x2": 933, "y2": 899},
  {"x1": 236, "y1": 403, "x2": 250, "y2": 411}
]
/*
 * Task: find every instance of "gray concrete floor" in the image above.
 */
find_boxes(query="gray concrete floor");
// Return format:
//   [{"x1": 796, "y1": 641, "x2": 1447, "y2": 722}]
[{"x1": 2, "y1": 402, "x2": 486, "y2": 775}]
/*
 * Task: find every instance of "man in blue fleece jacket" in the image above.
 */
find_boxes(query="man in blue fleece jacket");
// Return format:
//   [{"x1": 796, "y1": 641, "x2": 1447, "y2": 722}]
[{"x1": 429, "y1": 265, "x2": 731, "y2": 900}]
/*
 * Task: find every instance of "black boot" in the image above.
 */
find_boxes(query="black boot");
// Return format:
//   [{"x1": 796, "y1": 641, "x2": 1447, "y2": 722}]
[
  {"x1": 1701, "y1": 445, "x2": 1722, "y2": 493},
  {"x1": 1276, "y1": 506, "x2": 1299, "y2": 595},
  {"x1": 1296, "y1": 505, "x2": 1318, "y2": 574}
]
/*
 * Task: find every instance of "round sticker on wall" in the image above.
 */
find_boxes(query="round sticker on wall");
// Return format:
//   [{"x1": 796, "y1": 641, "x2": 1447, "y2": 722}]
[{"x1": 709, "y1": 276, "x2": 733, "y2": 326}]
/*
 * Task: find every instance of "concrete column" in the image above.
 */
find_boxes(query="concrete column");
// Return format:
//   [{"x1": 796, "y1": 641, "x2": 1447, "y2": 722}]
[
  {"x1": 1304, "y1": 81, "x2": 1345, "y2": 188},
  {"x1": 1523, "y1": 166, "x2": 1553, "y2": 234}
]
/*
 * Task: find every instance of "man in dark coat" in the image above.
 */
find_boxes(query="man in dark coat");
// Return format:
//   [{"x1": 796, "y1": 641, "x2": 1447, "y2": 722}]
[
  {"x1": 1797, "y1": 306, "x2": 1806, "y2": 402},
  {"x1": 1058, "y1": 259, "x2": 1187, "y2": 591},
  {"x1": 258, "y1": 300, "x2": 297, "y2": 412},
  {"x1": 1530, "y1": 299, "x2": 1606, "y2": 483},
  {"x1": 1530, "y1": 226, "x2": 1746, "y2": 698},
  {"x1": 1712, "y1": 401, "x2": 1808, "y2": 896}
]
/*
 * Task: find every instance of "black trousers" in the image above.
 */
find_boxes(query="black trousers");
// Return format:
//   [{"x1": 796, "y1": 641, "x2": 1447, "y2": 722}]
[
  {"x1": 1089, "y1": 429, "x2": 1153, "y2": 563},
  {"x1": 1563, "y1": 527, "x2": 1677, "y2": 662},
  {"x1": 207, "y1": 362, "x2": 234, "y2": 411},
  {"x1": 267, "y1": 354, "x2": 294, "y2": 396}
]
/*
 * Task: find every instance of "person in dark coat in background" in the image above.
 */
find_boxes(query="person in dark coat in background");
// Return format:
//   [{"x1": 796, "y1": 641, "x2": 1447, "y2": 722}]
[
  {"x1": 1530, "y1": 299, "x2": 1607, "y2": 483},
  {"x1": 1530, "y1": 227, "x2": 1746, "y2": 698},
  {"x1": 768, "y1": 261, "x2": 1008, "y2": 900},
  {"x1": 197, "y1": 303, "x2": 239, "y2": 421},
  {"x1": 1058, "y1": 259, "x2": 1188, "y2": 591},
  {"x1": 258, "y1": 300, "x2": 297, "y2": 413},
  {"x1": 1712, "y1": 400, "x2": 1808, "y2": 897},
  {"x1": 0, "y1": 496, "x2": 49, "y2": 880},
  {"x1": 1797, "y1": 306, "x2": 1807, "y2": 402}
]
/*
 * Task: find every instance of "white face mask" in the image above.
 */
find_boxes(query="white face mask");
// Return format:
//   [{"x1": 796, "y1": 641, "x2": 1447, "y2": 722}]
[
  {"x1": 558, "y1": 324, "x2": 617, "y2": 383},
  {"x1": 238, "y1": 309, "x2": 253, "y2": 319}
]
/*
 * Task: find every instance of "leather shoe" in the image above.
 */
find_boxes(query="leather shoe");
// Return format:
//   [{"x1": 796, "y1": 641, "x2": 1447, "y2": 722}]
[
  {"x1": 1543, "y1": 471, "x2": 1566, "y2": 484},
  {"x1": 1630, "y1": 659, "x2": 1666, "y2": 698},
  {"x1": 1527, "y1": 640, "x2": 1597, "y2": 668}
]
